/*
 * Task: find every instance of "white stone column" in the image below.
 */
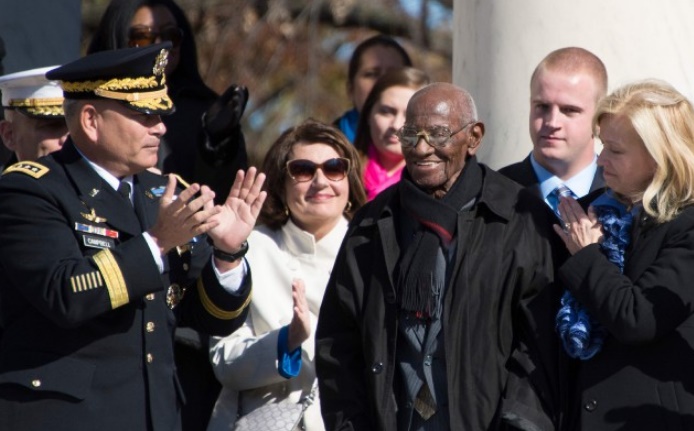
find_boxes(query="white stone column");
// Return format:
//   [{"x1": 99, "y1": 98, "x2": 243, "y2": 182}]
[{"x1": 453, "y1": 0, "x2": 694, "y2": 169}]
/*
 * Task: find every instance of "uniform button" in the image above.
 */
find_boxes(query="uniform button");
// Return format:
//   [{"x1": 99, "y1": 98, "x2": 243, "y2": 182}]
[
  {"x1": 371, "y1": 362, "x2": 384, "y2": 374},
  {"x1": 146, "y1": 353, "x2": 154, "y2": 364},
  {"x1": 146, "y1": 322, "x2": 155, "y2": 332},
  {"x1": 584, "y1": 399, "x2": 598, "y2": 412},
  {"x1": 31, "y1": 379, "x2": 41, "y2": 388},
  {"x1": 145, "y1": 293, "x2": 155, "y2": 301},
  {"x1": 424, "y1": 355, "x2": 432, "y2": 366},
  {"x1": 182, "y1": 263, "x2": 189, "y2": 271}
]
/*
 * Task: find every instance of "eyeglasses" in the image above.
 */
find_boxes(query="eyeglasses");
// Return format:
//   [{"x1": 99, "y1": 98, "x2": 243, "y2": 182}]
[
  {"x1": 396, "y1": 121, "x2": 476, "y2": 148},
  {"x1": 128, "y1": 25, "x2": 184, "y2": 48},
  {"x1": 286, "y1": 158, "x2": 351, "y2": 182}
]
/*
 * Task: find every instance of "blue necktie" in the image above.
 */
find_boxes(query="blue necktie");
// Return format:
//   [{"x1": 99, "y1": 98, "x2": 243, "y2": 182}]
[{"x1": 548, "y1": 184, "x2": 574, "y2": 221}]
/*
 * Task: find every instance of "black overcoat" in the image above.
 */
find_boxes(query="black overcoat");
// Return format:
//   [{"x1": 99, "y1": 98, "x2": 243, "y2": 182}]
[
  {"x1": 559, "y1": 206, "x2": 694, "y2": 430},
  {"x1": 315, "y1": 165, "x2": 556, "y2": 430}
]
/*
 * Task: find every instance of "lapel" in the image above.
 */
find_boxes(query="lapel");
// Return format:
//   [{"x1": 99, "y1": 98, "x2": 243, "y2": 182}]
[
  {"x1": 60, "y1": 141, "x2": 142, "y2": 237},
  {"x1": 517, "y1": 157, "x2": 544, "y2": 199},
  {"x1": 590, "y1": 165, "x2": 606, "y2": 192},
  {"x1": 378, "y1": 212, "x2": 400, "y2": 294}
]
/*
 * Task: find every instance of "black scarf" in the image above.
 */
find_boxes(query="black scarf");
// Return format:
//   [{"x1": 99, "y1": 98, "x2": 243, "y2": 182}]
[{"x1": 397, "y1": 157, "x2": 483, "y2": 319}]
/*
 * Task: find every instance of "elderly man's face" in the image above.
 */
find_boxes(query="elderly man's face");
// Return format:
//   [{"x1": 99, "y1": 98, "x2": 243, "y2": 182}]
[{"x1": 402, "y1": 92, "x2": 480, "y2": 196}]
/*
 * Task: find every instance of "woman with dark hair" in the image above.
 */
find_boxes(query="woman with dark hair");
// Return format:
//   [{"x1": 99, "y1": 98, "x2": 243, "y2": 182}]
[
  {"x1": 209, "y1": 119, "x2": 366, "y2": 431},
  {"x1": 353, "y1": 67, "x2": 429, "y2": 200},
  {"x1": 88, "y1": 0, "x2": 248, "y2": 199},
  {"x1": 334, "y1": 34, "x2": 413, "y2": 142}
]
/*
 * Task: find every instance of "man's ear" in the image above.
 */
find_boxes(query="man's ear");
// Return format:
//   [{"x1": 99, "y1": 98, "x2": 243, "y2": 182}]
[
  {"x1": 0, "y1": 119, "x2": 15, "y2": 151},
  {"x1": 80, "y1": 103, "x2": 99, "y2": 143},
  {"x1": 467, "y1": 122, "x2": 485, "y2": 155}
]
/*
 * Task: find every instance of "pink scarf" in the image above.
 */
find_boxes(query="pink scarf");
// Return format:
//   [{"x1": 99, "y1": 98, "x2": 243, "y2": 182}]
[{"x1": 363, "y1": 144, "x2": 404, "y2": 200}]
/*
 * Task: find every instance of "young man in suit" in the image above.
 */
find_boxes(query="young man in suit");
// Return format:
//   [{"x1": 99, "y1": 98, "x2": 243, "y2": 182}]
[{"x1": 500, "y1": 47, "x2": 608, "y2": 215}]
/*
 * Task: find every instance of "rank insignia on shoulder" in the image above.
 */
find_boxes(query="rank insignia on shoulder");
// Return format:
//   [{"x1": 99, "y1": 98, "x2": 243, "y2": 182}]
[
  {"x1": 2, "y1": 161, "x2": 49, "y2": 178},
  {"x1": 81, "y1": 207, "x2": 108, "y2": 223}
]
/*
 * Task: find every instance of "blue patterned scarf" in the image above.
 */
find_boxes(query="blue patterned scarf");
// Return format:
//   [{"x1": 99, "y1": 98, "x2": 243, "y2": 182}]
[{"x1": 556, "y1": 192, "x2": 634, "y2": 360}]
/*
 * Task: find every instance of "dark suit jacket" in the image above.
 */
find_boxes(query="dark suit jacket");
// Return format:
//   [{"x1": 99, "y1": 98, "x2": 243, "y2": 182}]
[
  {"x1": 499, "y1": 155, "x2": 605, "y2": 431},
  {"x1": 499, "y1": 155, "x2": 605, "y2": 203},
  {"x1": 0, "y1": 140, "x2": 251, "y2": 431}
]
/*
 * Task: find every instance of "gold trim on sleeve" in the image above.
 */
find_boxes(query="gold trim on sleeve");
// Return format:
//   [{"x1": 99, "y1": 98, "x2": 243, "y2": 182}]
[
  {"x1": 197, "y1": 278, "x2": 251, "y2": 320},
  {"x1": 93, "y1": 250, "x2": 129, "y2": 309}
]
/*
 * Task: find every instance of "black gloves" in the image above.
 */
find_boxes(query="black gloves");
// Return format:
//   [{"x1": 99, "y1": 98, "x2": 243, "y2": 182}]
[
  {"x1": 200, "y1": 84, "x2": 249, "y2": 166},
  {"x1": 204, "y1": 84, "x2": 249, "y2": 140}
]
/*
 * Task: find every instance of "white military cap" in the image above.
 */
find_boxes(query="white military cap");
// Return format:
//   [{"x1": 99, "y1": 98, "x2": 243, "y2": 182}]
[{"x1": 0, "y1": 66, "x2": 64, "y2": 118}]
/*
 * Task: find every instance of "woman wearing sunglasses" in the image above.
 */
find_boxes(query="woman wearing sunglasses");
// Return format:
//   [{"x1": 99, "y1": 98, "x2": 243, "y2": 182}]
[
  {"x1": 353, "y1": 67, "x2": 429, "y2": 200},
  {"x1": 88, "y1": 0, "x2": 249, "y2": 202},
  {"x1": 208, "y1": 120, "x2": 366, "y2": 431},
  {"x1": 554, "y1": 80, "x2": 694, "y2": 430}
]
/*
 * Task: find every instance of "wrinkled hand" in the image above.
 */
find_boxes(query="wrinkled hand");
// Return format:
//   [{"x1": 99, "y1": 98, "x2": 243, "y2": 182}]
[
  {"x1": 207, "y1": 167, "x2": 266, "y2": 253},
  {"x1": 287, "y1": 279, "x2": 310, "y2": 352},
  {"x1": 552, "y1": 196, "x2": 604, "y2": 255},
  {"x1": 204, "y1": 84, "x2": 249, "y2": 140},
  {"x1": 148, "y1": 175, "x2": 220, "y2": 255}
]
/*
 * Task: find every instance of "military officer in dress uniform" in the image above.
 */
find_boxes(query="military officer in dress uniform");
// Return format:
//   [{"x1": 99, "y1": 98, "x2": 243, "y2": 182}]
[
  {"x1": 0, "y1": 65, "x2": 69, "y2": 166},
  {"x1": 0, "y1": 42, "x2": 265, "y2": 431}
]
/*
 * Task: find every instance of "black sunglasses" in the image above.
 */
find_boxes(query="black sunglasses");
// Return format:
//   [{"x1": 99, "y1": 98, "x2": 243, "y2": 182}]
[
  {"x1": 286, "y1": 158, "x2": 351, "y2": 182},
  {"x1": 128, "y1": 25, "x2": 184, "y2": 48}
]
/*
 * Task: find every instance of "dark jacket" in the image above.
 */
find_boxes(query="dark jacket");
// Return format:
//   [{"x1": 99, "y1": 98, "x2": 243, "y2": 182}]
[
  {"x1": 559, "y1": 205, "x2": 694, "y2": 431},
  {"x1": 500, "y1": 155, "x2": 607, "y2": 431},
  {"x1": 499, "y1": 155, "x2": 605, "y2": 200},
  {"x1": 315, "y1": 164, "x2": 556, "y2": 430},
  {"x1": 0, "y1": 140, "x2": 251, "y2": 431}
]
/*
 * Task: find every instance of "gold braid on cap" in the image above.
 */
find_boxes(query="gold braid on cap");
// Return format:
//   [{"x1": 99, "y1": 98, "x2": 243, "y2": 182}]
[
  {"x1": 59, "y1": 75, "x2": 170, "y2": 110},
  {"x1": 24, "y1": 105, "x2": 65, "y2": 116},
  {"x1": 9, "y1": 97, "x2": 64, "y2": 108},
  {"x1": 8, "y1": 98, "x2": 65, "y2": 116},
  {"x1": 130, "y1": 95, "x2": 173, "y2": 111},
  {"x1": 60, "y1": 76, "x2": 160, "y2": 93}
]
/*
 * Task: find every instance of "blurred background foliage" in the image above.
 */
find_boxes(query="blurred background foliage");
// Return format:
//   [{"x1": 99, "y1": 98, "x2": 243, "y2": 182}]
[{"x1": 81, "y1": 0, "x2": 453, "y2": 166}]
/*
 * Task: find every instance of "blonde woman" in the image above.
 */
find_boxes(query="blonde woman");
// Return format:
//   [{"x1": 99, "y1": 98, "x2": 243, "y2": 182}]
[{"x1": 554, "y1": 80, "x2": 694, "y2": 430}]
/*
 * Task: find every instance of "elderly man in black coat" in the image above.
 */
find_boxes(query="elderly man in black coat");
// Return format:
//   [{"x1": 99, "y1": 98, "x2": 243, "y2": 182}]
[{"x1": 315, "y1": 82, "x2": 559, "y2": 430}]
